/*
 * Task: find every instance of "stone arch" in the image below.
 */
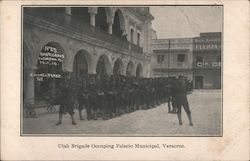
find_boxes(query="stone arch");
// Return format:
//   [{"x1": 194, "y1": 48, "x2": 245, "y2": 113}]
[
  {"x1": 34, "y1": 41, "x2": 65, "y2": 102},
  {"x1": 136, "y1": 63, "x2": 143, "y2": 78},
  {"x1": 96, "y1": 54, "x2": 112, "y2": 75},
  {"x1": 112, "y1": 9, "x2": 126, "y2": 37},
  {"x1": 113, "y1": 58, "x2": 125, "y2": 75},
  {"x1": 34, "y1": 34, "x2": 70, "y2": 71},
  {"x1": 126, "y1": 61, "x2": 134, "y2": 76},
  {"x1": 67, "y1": 42, "x2": 95, "y2": 73},
  {"x1": 36, "y1": 41, "x2": 65, "y2": 71},
  {"x1": 72, "y1": 49, "x2": 92, "y2": 79}
]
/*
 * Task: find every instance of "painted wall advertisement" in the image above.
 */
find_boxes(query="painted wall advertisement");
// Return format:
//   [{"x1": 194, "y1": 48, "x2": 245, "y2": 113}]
[
  {"x1": 30, "y1": 45, "x2": 64, "y2": 81},
  {"x1": 194, "y1": 37, "x2": 221, "y2": 50}
]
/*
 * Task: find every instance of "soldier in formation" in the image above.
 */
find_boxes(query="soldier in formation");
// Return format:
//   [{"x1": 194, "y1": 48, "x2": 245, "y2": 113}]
[{"x1": 54, "y1": 72, "x2": 193, "y2": 126}]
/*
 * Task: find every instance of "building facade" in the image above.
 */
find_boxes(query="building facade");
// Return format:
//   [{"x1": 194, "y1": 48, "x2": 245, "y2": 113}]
[
  {"x1": 23, "y1": 7, "x2": 154, "y2": 104},
  {"x1": 193, "y1": 32, "x2": 222, "y2": 89},
  {"x1": 151, "y1": 38, "x2": 193, "y2": 80}
]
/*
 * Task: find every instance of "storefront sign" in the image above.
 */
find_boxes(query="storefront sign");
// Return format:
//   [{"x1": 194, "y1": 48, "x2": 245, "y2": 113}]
[
  {"x1": 196, "y1": 62, "x2": 221, "y2": 67},
  {"x1": 194, "y1": 44, "x2": 219, "y2": 50},
  {"x1": 194, "y1": 38, "x2": 220, "y2": 43},
  {"x1": 194, "y1": 37, "x2": 221, "y2": 51}
]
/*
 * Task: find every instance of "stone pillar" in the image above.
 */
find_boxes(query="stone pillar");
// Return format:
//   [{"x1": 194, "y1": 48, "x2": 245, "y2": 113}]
[
  {"x1": 65, "y1": 7, "x2": 71, "y2": 25},
  {"x1": 65, "y1": 7, "x2": 71, "y2": 15},
  {"x1": 24, "y1": 68, "x2": 36, "y2": 104},
  {"x1": 89, "y1": 58, "x2": 97, "y2": 74},
  {"x1": 88, "y1": 7, "x2": 98, "y2": 26},
  {"x1": 90, "y1": 13, "x2": 96, "y2": 26},
  {"x1": 108, "y1": 23, "x2": 113, "y2": 34}
]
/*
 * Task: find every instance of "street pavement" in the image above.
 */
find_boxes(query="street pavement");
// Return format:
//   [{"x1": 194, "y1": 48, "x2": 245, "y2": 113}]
[{"x1": 22, "y1": 90, "x2": 222, "y2": 136}]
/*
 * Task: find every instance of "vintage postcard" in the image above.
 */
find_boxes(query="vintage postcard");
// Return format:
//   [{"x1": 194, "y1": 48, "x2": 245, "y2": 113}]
[{"x1": 1, "y1": 0, "x2": 249, "y2": 160}]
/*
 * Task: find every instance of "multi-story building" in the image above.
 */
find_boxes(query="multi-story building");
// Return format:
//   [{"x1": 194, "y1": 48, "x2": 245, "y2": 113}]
[
  {"x1": 151, "y1": 38, "x2": 193, "y2": 80},
  {"x1": 23, "y1": 7, "x2": 154, "y2": 104},
  {"x1": 193, "y1": 32, "x2": 222, "y2": 89}
]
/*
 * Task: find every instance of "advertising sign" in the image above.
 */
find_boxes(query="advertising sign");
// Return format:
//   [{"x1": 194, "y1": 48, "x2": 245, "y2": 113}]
[
  {"x1": 196, "y1": 62, "x2": 221, "y2": 68},
  {"x1": 32, "y1": 45, "x2": 64, "y2": 81},
  {"x1": 194, "y1": 37, "x2": 221, "y2": 51}
]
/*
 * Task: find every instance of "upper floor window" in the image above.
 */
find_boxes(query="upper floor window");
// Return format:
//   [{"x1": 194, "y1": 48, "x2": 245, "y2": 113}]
[
  {"x1": 137, "y1": 33, "x2": 140, "y2": 46},
  {"x1": 177, "y1": 54, "x2": 186, "y2": 62},
  {"x1": 130, "y1": 28, "x2": 134, "y2": 44},
  {"x1": 157, "y1": 55, "x2": 165, "y2": 64}
]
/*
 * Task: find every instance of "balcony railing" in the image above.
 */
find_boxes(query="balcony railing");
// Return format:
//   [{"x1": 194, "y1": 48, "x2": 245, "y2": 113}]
[
  {"x1": 130, "y1": 43, "x2": 143, "y2": 54},
  {"x1": 24, "y1": 10, "x2": 129, "y2": 52}
]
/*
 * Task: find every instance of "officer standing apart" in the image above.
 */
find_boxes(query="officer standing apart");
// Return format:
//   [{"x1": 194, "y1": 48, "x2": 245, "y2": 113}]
[
  {"x1": 173, "y1": 76, "x2": 193, "y2": 126},
  {"x1": 56, "y1": 72, "x2": 77, "y2": 125}
]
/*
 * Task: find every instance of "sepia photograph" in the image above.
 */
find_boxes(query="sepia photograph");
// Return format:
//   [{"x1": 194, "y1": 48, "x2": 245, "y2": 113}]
[{"x1": 22, "y1": 5, "x2": 223, "y2": 136}]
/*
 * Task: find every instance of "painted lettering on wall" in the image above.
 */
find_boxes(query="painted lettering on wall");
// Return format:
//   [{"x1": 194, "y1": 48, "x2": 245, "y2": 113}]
[
  {"x1": 196, "y1": 62, "x2": 221, "y2": 67},
  {"x1": 38, "y1": 45, "x2": 64, "y2": 66},
  {"x1": 194, "y1": 37, "x2": 221, "y2": 51},
  {"x1": 195, "y1": 44, "x2": 219, "y2": 50},
  {"x1": 32, "y1": 45, "x2": 64, "y2": 81}
]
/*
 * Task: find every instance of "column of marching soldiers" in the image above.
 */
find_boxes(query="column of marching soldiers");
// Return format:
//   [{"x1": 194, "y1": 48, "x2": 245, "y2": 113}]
[{"x1": 55, "y1": 72, "x2": 193, "y2": 121}]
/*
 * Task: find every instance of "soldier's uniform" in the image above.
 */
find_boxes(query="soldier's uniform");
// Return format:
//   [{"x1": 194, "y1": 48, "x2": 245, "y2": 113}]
[
  {"x1": 124, "y1": 79, "x2": 130, "y2": 113},
  {"x1": 102, "y1": 75, "x2": 110, "y2": 119},
  {"x1": 96, "y1": 74, "x2": 105, "y2": 119},
  {"x1": 133, "y1": 78, "x2": 140, "y2": 110},
  {"x1": 116, "y1": 75, "x2": 124, "y2": 116},
  {"x1": 120, "y1": 76, "x2": 127, "y2": 114},
  {"x1": 142, "y1": 79, "x2": 148, "y2": 109},
  {"x1": 105, "y1": 76, "x2": 115, "y2": 119},
  {"x1": 56, "y1": 72, "x2": 76, "y2": 125},
  {"x1": 77, "y1": 75, "x2": 86, "y2": 120},
  {"x1": 173, "y1": 76, "x2": 193, "y2": 126},
  {"x1": 164, "y1": 79, "x2": 172, "y2": 113},
  {"x1": 127, "y1": 78, "x2": 133, "y2": 112},
  {"x1": 87, "y1": 75, "x2": 97, "y2": 120}
]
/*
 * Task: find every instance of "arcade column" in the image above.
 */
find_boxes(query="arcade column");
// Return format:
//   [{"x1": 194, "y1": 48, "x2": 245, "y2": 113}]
[
  {"x1": 88, "y1": 7, "x2": 98, "y2": 27},
  {"x1": 108, "y1": 22, "x2": 113, "y2": 34},
  {"x1": 65, "y1": 7, "x2": 71, "y2": 25},
  {"x1": 24, "y1": 68, "x2": 36, "y2": 104}
]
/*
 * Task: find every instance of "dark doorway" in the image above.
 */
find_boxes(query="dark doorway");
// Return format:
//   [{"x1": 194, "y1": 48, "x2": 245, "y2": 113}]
[
  {"x1": 130, "y1": 28, "x2": 134, "y2": 43},
  {"x1": 35, "y1": 42, "x2": 64, "y2": 103},
  {"x1": 113, "y1": 59, "x2": 123, "y2": 75},
  {"x1": 136, "y1": 64, "x2": 143, "y2": 78},
  {"x1": 96, "y1": 55, "x2": 107, "y2": 76},
  {"x1": 126, "y1": 62, "x2": 133, "y2": 76},
  {"x1": 73, "y1": 51, "x2": 89, "y2": 79},
  {"x1": 112, "y1": 10, "x2": 123, "y2": 37},
  {"x1": 195, "y1": 76, "x2": 204, "y2": 89}
]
